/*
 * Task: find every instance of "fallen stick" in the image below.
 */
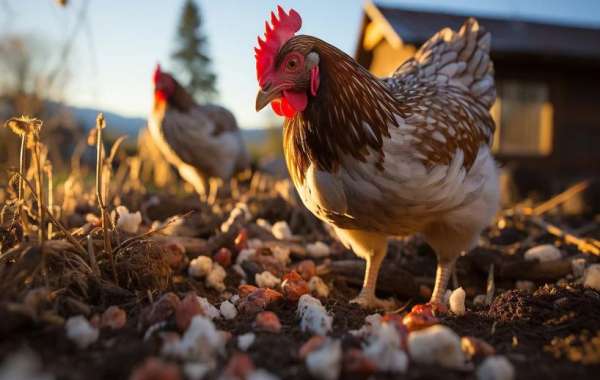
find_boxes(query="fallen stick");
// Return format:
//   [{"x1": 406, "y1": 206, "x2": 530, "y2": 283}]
[
  {"x1": 529, "y1": 180, "x2": 589, "y2": 216},
  {"x1": 530, "y1": 216, "x2": 600, "y2": 256}
]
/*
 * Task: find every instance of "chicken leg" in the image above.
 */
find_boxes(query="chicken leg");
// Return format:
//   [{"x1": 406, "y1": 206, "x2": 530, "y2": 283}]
[
  {"x1": 178, "y1": 164, "x2": 209, "y2": 202},
  {"x1": 336, "y1": 229, "x2": 397, "y2": 310},
  {"x1": 430, "y1": 257, "x2": 457, "y2": 304}
]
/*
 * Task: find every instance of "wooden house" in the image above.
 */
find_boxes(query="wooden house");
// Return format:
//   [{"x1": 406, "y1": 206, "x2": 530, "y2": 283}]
[{"x1": 354, "y1": 1, "x2": 600, "y2": 196}]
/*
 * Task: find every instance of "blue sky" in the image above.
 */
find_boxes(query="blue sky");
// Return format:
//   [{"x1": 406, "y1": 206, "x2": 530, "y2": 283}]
[{"x1": 2, "y1": 0, "x2": 600, "y2": 128}]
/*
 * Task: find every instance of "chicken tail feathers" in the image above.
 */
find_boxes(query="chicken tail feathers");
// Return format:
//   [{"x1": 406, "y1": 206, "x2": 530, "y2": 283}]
[{"x1": 395, "y1": 18, "x2": 496, "y2": 110}]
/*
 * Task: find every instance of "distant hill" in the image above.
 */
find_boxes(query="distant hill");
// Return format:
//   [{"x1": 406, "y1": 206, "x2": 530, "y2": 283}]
[
  {"x1": 67, "y1": 105, "x2": 147, "y2": 138},
  {"x1": 67, "y1": 105, "x2": 271, "y2": 145}
]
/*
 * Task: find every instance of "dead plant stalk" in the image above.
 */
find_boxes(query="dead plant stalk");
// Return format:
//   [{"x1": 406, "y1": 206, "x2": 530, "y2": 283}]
[{"x1": 95, "y1": 114, "x2": 117, "y2": 283}]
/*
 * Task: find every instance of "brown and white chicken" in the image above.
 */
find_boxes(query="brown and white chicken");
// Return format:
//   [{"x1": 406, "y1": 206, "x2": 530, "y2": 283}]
[
  {"x1": 150, "y1": 65, "x2": 249, "y2": 203},
  {"x1": 254, "y1": 7, "x2": 499, "y2": 309}
]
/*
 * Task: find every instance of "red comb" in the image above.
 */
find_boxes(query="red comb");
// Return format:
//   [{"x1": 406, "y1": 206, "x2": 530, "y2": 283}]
[
  {"x1": 153, "y1": 63, "x2": 162, "y2": 84},
  {"x1": 255, "y1": 6, "x2": 302, "y2": 87}
]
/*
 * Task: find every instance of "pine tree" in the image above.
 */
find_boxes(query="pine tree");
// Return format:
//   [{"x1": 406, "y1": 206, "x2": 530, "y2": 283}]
[{"x1": 171, "y1": 0, "x2": 217, "y2": 101}]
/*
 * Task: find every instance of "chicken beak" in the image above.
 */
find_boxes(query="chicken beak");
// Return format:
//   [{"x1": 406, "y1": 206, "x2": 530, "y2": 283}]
[{"x1": 255, "y1": 88, "x2": 281, "y2": 112}]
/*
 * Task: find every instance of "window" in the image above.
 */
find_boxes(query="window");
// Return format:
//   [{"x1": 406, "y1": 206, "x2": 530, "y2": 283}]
[{"x1": 491, "y1": 81, "x2": 554, "y2": 156}]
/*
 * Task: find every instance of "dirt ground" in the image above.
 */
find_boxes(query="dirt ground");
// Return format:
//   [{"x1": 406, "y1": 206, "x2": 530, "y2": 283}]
[{"x1": 1, "y1": 182, "x2": 600, "y2": 380}]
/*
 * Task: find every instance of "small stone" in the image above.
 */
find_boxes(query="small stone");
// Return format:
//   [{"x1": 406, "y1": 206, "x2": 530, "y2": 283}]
[
  {"x1": 408, "y1": 325, "x2": 468, "y2": 369},
  {"x1": 101, "y1": 306, "x2": 127, "y2": 330},
  {"x1": 343, "y1": 348, "x2": 377, "y2": 375},
  {"x1": 206, "y1": 263, "x2": 227, "y2": 292},
  {"x1": 197, "y1": 297, "x2": 221, "y2": 320},
  {"x1": 524, "y1": 244, "x2": 561, "y2": 262},
  {"x1": 298, "y1": 336, "x2": 326, "y2": 359},
  {"x1": 306, "y1": 242, "x2": 330, "y2": 258},
  {"x1": 476, "y1": 355, "x2": 515, "y2": 380},
  {"x1": 281, "y1": 271, "x2": 309, "y2": 302},
  {"x1": 296, "y1": 260, "x2": 316, "y2": 280},
  {"x1": 183, "y1": 362, "x2": 211, "y2": 380},
  {"x1": 297, "y1": 295, "x2": 332, "y2": 335},
  {"x1": 254, "y1": 311, "x2": 282, "y2": 333},
  {"x1": 238, "y1": 288, "x2": 283, "y2": 314},
  {"x1": 214, "y1": 248, "x2": 232, "y2": 268},
  {"x1": 220, "y1": 301, "x2": 237, "y2": 320},
  {"x1": 305, "y1": 339, "x2": 342, "y2": 380},
  {"x1": 584, "y1": 264, "x2": 600, "y2": 291},
  {"x1": 308, "y1": 277, "x2": 330, "y2": 298},
  {"x1": 141, "y1": 292, "x2": 181, "y2": 328},
  {"x1": 402, "y1": 306, "x2": 439, "y2": 332},
  {"x1": 130, "y1": 357, "x2": 181, "y2": 380},
  {"x1": 65, "y1": 315, "x2": 99, "y2": 349},
  {"x1": 461, "y1": 336, "x2": 496, "y2": 359},
  {"x1": 271, "y1": 221, "x2": 292, "y2": 240},
  {"x1": 237, "y1": 333, "x2": 256, "y2": 351},
  {"x1": 255, "y1": 271, "x2": 281, "y2": 289},
  {"x1": 239, "y1": 284, "x2": 259, "y2": 298},
  {"x1": 188, "y1": 256, "x2": 213, "y2": 278},
  {"x1": 224, "y1": 353, "x2": 255, "y2": 380},
  {"x1": 449, "y1": 287, "x2": 466, "y2": 316},
  {"x1": 175, "y1": 293, "x2": 203, "y2": 331},
  {"x1": 571, "y1": 258, "x2": 586, "y2": 277},
  {"x1": 115, "y1": 206, "x2": 142, "y2": 234}
]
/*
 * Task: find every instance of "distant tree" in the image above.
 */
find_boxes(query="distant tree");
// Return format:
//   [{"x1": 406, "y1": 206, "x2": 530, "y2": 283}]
[{"x1": 171, "y1": 0, "x2": 217, "y2": 101}]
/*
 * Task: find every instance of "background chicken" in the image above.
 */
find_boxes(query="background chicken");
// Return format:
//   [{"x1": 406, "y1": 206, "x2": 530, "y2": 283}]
[
  {"x1": 150, "y1": 64, "x2": 249, "y2": 203},
  {"x1": 254, "y1": 7, "x2": 499, "y2": 309}
]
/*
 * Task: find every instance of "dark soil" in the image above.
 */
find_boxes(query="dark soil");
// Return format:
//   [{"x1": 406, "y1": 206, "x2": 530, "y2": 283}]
[{"x1": 1, "y1": 190, "x2": 599, "y2": 380}]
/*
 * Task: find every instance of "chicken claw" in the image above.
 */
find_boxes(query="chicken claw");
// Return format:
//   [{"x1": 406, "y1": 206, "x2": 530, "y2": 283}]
[{"x1": 350, "y1": 291, "x2": 397, "y2": 311}]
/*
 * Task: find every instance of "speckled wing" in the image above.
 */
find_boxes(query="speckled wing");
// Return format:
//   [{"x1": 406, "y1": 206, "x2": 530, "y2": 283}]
[
  {"x1": 159, "y1": 105, "x2": 246, "y2": 180},
  {"x1": 385, "y1": 17, "x2": 496, "y2": 170}
]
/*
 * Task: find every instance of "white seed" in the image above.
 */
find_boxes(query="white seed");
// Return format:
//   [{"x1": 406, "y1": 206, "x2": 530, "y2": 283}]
[
  {"x1": 449, "y1": 287, "x2": 466, "y2": 316},
  {"x1": 65, "y1": 315, "x2": 99, "y2": 349},
  {"x1": 188, "y1": 256, "x2": 213, "y2": 278},
  {"x1": 305, "y1": 339, "x2": 341, "y2": 380},
  {"x1": 255, "y1": 271, "x2": 281, "y2": 289},
  {"x1": 219, "y1": 301, "x2": 237, "y2": 320},
  {"x1": 524, "y1": 245, "x2": 561, "y2": 262},
  {"x1": 583, "y1": 264, "x2": 600, "y2": 291},
  {"x1": 476, "y1": 355, "x2": 515, "y2": 380}
]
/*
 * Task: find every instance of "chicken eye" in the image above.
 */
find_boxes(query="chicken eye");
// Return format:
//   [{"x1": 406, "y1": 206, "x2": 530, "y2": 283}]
[{"x1": 286, "y1": 57, "x2": 298, "y2": 71}]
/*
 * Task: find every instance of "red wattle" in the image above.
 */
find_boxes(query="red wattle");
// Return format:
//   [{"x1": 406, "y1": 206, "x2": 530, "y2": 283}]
[
  {"x1": 283, "y1": 90, "x2": 307, "y2": 112},
  {"x1": 270, "y1": 97, "x2": 299, "y2": 118},
  {"x1": 271, "y1": 99, "x2": 285, "y2": 116}
]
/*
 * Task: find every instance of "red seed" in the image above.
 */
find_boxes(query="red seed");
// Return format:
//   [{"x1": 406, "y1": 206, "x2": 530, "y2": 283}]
[
  {"x1": 298, "y1": 336, "x2": 326, "y2": 359},
  {"x1": 234, "y1": 228, "x2": 248, "y2": 252},
  {"x1": 140, "y1": 292, "x2": 181, "y2": 328},
  {"x1": 214, "y1": 247, "x2": 232, "y2": 268},
  {"x1": 238, "y1": 288, "x2": 283, "y2": 314},
  {"x1": 254, "y1": 311, "x2": 282, "y2": 333},
  {"x1": 402, "y1": 304, "x2": 440, "y2": 332},
  {"x1": 129, "y1": 357, "x2": 181, "y2": 380},
  {"x1": 343, "y1": 349, "x2": 377, "y2": 374},
  {"x1": 224, "y1": 353, "x2": 255, "y2": 379},
  {"x1": 101, "y1": 306, "x2": 127, "y2": 330},
  {"x1": 281, "y1": 271, "x2": 309, "y2": 302},
  {"x1": 238, "y1": 284, "x2": 259, "y2": 298},
  {"x1": 296, "y1": 260, "x2": 316, "y2": 281},
  {"x1": 175, "y1": 293, "x2": 202, "y2": 331}
]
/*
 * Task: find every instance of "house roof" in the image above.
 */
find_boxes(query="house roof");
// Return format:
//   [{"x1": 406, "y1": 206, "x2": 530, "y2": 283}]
[{"x1": 361, "y1": 2, "x2": 600, "y2": 61}]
